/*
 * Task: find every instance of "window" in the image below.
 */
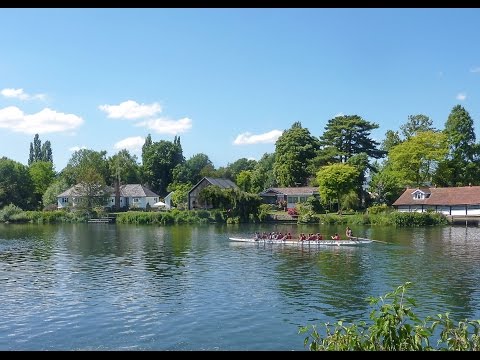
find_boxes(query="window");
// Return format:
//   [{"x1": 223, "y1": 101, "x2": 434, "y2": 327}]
[
  {"x1": 133, "y1": 198, "x2": 139, "y2": 203},
  {"x1": 63, "y1": 197, "x2": 68, "y2": 203},
  {"x1": 413, "y1": 192, "x2": 424, "y2": 200}
]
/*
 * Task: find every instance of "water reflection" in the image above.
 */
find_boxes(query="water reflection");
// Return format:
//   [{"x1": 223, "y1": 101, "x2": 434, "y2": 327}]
[{"x1": 1, "y1": 223, "x2": 480, "y2": 350}]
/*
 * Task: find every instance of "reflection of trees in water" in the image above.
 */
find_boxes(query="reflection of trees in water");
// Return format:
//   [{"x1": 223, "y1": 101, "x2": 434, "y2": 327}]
[{"x1": 273, "y1": 246, "x2": 371, "y2": 322}]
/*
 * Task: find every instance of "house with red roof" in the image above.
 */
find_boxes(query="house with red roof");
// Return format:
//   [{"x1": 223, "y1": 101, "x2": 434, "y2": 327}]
[{"x1": 392, "y1": 186, "x2": 480, "y2": 216}]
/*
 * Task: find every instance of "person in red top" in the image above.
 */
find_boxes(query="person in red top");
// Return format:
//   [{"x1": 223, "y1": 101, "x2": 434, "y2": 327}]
[{"x1": 331, "y1": 233, "x2": 340, "y2": 240}]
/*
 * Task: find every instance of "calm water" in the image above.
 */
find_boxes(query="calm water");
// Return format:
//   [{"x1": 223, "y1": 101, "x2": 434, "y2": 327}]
[{"x1": 0, "y1": 223, "x2": 479, "y2": 350}]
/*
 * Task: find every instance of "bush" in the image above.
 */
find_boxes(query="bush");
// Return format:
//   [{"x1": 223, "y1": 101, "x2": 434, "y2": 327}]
[
  {"x1": 299, "y1": 282, "x2": 480, "y2": 351},
  {"x1": 0, "y1": 204, "x2": 23, "y2": 222}
]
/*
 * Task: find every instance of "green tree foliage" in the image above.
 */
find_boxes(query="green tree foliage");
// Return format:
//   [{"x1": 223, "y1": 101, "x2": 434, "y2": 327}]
[
  {"x1": 0, "y1": 157, "x2": 34, "y2": 209},
  {"x1": 401, "y1": 114, "x2": 436, "y2": 140},
  {"x1": 173, "y1": 153, "x2": 213, "y2": 185},
  {"x1": 236, "y1": 170, "x2": 253, "y2": 192},
  {"x1": 108, "y1": 149, "x2": 142, "y2": 185},
  {"x1": 28, "y1": 134, "x2": 53, "y2": 165},
  {"x1": 318, "y1": 115, "x2": 385, "y2": 163},
  {"x1": 42, "y1": 178, "x2": 69, "y2": 208},
  {"x1": 300, "y1": 282, "x2": 480, "y2": 351},
  {"x1": 317, "y1": 163, "x2": 359, "y2": 213},
  {"x1": 389, "y1": 131, "x2": 448, "y2": 187},
  {"x1": 433, "y1": 105, "x2": 480, "y2": 186},
  {"x1": 142, "y1": 136, "x2": 184, "y2": 196},
  {"x1": 273, "y1": 122, "x2": 320, "y2": 187},
  {"x1": 61, "y1": 149, "x2": 109, "y2": 186},
  {"x1": 250, "y1": 152, "x2": 277, "y2": 193},
  {"x1": 29, "y1": 161, "x2": 56, "y2": 209},
  {"x1": 142, "y1": 133, "x2": 152, "y2": 160},
  {"x1": 381, "y1": 130, "x2": 402, "y2": 152},
  {"x1": 167, "y1": 182, "x2": 192, "y2": 210},
  {"x1": 368, "y1": 164, "x2": 405, "y2": 205},
  {"x1": 346, "y1": 153, "x2": 370, "y2": 209},
  {"x1": 76, "y1": 167, "x2": 109, "y2": 210}
]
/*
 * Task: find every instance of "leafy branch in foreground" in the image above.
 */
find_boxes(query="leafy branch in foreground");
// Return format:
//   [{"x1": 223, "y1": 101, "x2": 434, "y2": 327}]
[{"x1": 299, "y1": 282, "x2": 480, "y2": 351}]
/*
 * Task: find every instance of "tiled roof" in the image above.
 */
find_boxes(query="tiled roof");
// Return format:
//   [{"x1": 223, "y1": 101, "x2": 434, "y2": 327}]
[
  {"x1": 260, "y1": 187, "x2": 319, "y2": 196},
  {"x1": 393, "y1": 186, "x2": 480, "y2": 206}
]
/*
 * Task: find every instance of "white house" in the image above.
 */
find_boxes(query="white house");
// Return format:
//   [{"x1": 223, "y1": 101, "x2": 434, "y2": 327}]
[
  {"x1": 57, "y1": 183, "x2": 159, "y2": 210},
  {"x1": 392, "y1": 186, "x2": 480, "y2": 216}
]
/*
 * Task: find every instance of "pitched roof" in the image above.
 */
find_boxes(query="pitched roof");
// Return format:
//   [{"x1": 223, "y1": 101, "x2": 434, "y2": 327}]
[
  {"x1": 58, "y1": 184, "x2": 158, "y2": 198},
  {"x1": 203, "y1": 177, "x2": 238, "y2": 189},
  {"x1": 119, "y1": 184, "x2": 159, "y2": 197},
  {"x1": 58, "y1": 184, "x2": 114, "y2": 197},
  {"x1": 393, "y1": 186, "x2": 480, "y2": 206},
  {"x1": 260, "y1": 187, "x2": 319, "y2": 196}
]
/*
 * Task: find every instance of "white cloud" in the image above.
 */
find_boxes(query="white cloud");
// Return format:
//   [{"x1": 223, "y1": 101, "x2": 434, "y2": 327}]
[
  {"x1": 135, "y1": 117, "x2": 192, "y2": 135},
  {"x1": 470, "y1": 67, "x2": 480, "y2": 73},
  {"x1": 69, "y1": 145, "x2": 87, "y2": 152},
  {"x1": 99, "y1": 100, "x2": 162, "y2": 119},
  {"x1": 456, "y1": 92, "x2": 467, "y2": 101},
  {"x1": 0, "y1": 106, "x2": 83, "y2": 134},
  {"x1": 114, "y1": 136, "x2": 145, "y2": 152},
  {"x1": 1, "y1": 88, "x2": 46, "y2": 101},
  {"x1": 233, "y1": 129, "x2": 283, "y2": 145},
  {"x1": 334, "y1": 112, "x2": 344, "y2": 117}
]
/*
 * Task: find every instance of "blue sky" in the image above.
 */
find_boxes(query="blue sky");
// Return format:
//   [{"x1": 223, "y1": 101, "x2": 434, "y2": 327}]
[{"x1": 1, "y1": 8, "x2": 479, "y2": 172}]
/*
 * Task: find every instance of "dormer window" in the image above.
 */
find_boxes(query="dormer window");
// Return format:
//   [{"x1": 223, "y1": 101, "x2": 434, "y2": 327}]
[{"x1": 414, "y1": 192, "x2": 424, "y2": 200}]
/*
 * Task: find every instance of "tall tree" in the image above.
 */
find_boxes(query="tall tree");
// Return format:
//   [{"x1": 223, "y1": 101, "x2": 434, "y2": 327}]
[
  {"x1": 28, "y1": 133, "x2": 53, "y2": 165},
  {"x1": 43, "y1": 178, "x2": 69, "y2": 208},
  {"x1": 142, "y1": 133, "x2": 153, "y2": 162},
  {"x1": 318, "y1": 115, "x2": 385, "y2": 164},
  {"x1": 400, "y1": 114, "x2": 435, "y2": 140},
  {"x1": 41, "y1": 140, "x2": 53, "y2": 163},
  {"x1": 172, "y1": 153, "x2": 213, "y2": 185},
  {"x1": 317, "y1": 163, "x2": 359, "y2": 214},
  {"x1": 273, "y1": 122, "x2": 320, "y2": 187},
  {"x1": 433, "y1": 105, "x2": 479, "y2": 186},
  {"x1": 388, "y1": 131, "x2": 448, "y2": 187}
]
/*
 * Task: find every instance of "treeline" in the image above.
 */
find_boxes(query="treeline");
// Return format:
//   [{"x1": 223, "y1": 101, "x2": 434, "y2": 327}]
[{"x1": 0, "y1": 104, "x2": 478, "y2": 215}]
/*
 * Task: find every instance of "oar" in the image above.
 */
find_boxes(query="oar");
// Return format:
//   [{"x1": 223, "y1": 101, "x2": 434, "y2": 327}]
[{"x1": 348, "y1": 236, "x2": 389, "y2": 244}]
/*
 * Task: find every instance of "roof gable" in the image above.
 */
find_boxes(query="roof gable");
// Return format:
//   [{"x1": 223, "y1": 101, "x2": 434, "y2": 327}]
[{"x1": 393, "y1": 186, "x2": 480, "y2": 206}]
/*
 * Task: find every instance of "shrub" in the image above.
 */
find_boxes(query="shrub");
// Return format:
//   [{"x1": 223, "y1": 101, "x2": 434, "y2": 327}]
[{"x1": 299, "y1": 282, "x2": 480, "y2": 351}]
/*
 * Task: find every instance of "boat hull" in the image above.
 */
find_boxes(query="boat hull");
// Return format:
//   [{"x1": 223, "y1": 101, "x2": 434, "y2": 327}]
[{"x1": 228, "y1": 237, "x2": 372, "y2": 246}]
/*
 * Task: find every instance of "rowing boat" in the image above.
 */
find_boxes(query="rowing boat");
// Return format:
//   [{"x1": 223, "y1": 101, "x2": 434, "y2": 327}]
[{"x1": 228, "y1": 237, "x2": 373, "y2": 246}]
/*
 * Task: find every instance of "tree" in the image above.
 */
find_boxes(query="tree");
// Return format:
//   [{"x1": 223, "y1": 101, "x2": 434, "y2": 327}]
[
  {"x1": 368, "y1": 164, "x2": 405, "y2": 205},
  {"x1": 388, "y1": 131, "x2": 448, "y2": 187},
  {"x1": 346, "y1": 153, "x2": 370, "y2": 209},
  {"x1": 61, "y1": 149, "x2": 109, "y2": 187},
  {"x1": 226, "y1": 158, "x2": 257, "y2": 181},
  {"x1": 76, "y1": 167, "x2": 109, "y2": 210},
  {"x1": 250, "y1": 153, "x2": 276, "y2": 194},
  {"x1": 41, "y1": 140, "x2": 53, "y2": 163},
  {"x1": 381, "y1": 130, "x2": 402, "y2": 153},
  {"x1": 273, "y1": 122, "x2": 320, "y2": 187},
  {"x1": 236, "y1": 170, "x2": 253, "y2": 193},
  {"x1": 0, "y1": 157, "x2": 34, "y2": 209},
  {"x1": 108, "y1": 149, "x2": 142, "y2": 185},
  {"x1": 172, "y1": 153, "x2": 213, "y2": 185},
  {"x1": 43, "y1": 178, "x2": 69, "y2": 208},
  {"x1": 434, "y1": 105, "x2": 480, "y2": 186},
  {"x1": 401, "y1": 114, "x2": 435, "y2": 140},
  {"x1": 167, "y1": 182, "x2": 192, "y2": 210},
  {"x1": 29, "y1": 161, "x2": 56, "y2": 209},
  {"x1": 28, "y1": 133, "x2": 53, "y2": 165},
  {"x1": 316, "y1": 163, "x2": 359, "y2": 214},
  {"x1": 318, "y1": 115, "x2": 385, "y2": 164},
  {"x1": 142, "y1": 138, "x2": 184, "y2": 196}
]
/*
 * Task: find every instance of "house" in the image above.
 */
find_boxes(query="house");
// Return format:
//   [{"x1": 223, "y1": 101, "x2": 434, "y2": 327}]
[
  {"x1": 259, "y1": 187, "x2": 320, "y2": 209},
  {"x1": 57, "y1": 183, "x2": 160, "y2": 210},
  {"x1": 188, "y1": 177, "x2": 238, "y2": 210},
  {"x1": 392, "y1": 186, "x2": 480, "y2": 216}
]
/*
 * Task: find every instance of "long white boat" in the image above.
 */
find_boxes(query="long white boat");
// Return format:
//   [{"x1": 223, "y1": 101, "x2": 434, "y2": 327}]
[{"x1": 228, "y1": 237, "x2": 373, "y2": 246}]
